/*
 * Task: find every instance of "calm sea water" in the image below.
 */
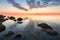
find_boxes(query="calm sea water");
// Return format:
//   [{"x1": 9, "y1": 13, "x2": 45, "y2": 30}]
[{"x1": 0, "y1": 15, "x2": 60, "y2": 40}]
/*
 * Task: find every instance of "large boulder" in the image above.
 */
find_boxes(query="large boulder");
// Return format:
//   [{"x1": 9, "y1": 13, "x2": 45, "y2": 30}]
[
  {"x1": 15, "y1": 33, "x2": 23, "y2": 38},
  {"x1": 0, "y1": 22, "x2": 6, "y2": 32},
  {"x1": 37, "y1": 23, "x2": 53, "y2": 30}
]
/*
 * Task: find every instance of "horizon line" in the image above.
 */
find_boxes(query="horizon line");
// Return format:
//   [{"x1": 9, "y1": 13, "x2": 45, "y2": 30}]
[{"x1": 1, "y1": 13, "x2": 60, "y2": 16}]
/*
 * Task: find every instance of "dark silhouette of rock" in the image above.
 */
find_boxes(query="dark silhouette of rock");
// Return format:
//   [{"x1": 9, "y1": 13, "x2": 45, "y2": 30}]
[
  {"x1": 5, "y1": 31, "x2": 14, "y2": 37},
  {"x1": 37, "y1": 23, "x2": 58, "y2": 36},
  {"x1": 0, "y1": 15, "x2": 6, "y2": 32},
  {"x1": 15, "y1": 33, "x2": 23, "y2": 38},
  {"x1": 37, "y1": 23, "x2": 53, "y2": 30},
  {"x1": 0, "y1": 15, "x2": 6, "y2": 22},
  {"x1": 4, "y1": 18, "x2": 8, "y2": 20},
  {"x1": 0, "y1": 15, "x2": 6, "y2": 18},
  {"x1": 42, "y1": 29, "x2": 58, "y2": 36},
  {"x1": 0, "y1": 22, "x2": 6, "y2": 32},
  {"x1": 8, "y1": 16, "x2": 15, "y2": 20},
  {"x1": 17, "y1": 17, "x2": 23, "y2": 21},
  {"x1": 46, "y1": 29, "x2": 58, "y2": 36},
  {"x1": 14, "y1": 19, "x2": 16, "y2": 21},
  {"x1": 17, "y1": 22, "x2": 23, "y2": 24}
]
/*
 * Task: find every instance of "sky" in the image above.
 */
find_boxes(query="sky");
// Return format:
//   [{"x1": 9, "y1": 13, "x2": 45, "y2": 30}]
[{"x1": 0, "y1": 0, "x2": 60, "y2": 15}]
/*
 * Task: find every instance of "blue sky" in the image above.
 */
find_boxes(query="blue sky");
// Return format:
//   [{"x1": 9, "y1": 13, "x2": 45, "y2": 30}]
[
  {"x1": 0, "y1": 0, "x2": 60, "y2": 14},
  {"x1": 0, "y1": 0, "x2": 60, "y2": 9},
  {"x1": 0, "y1": 0, "x2": 28, "y2": 8}
]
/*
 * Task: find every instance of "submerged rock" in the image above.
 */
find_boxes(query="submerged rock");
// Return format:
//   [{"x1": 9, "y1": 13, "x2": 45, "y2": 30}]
[
  {"x1": 5, "y1": 31, "x2": 14, "y2": 37},
  {"x1": 15, "y1": 33, "x2": 23, "y2": 38},
  {"x1": 47, "y1": 30, "x2": 58, "y2": 36},
  {"x1": 42, "y1": 29, "x2": 58, "y2": 36},
  {"x1": 37, "y1": 23, "x2": 53, "y2": 30}
]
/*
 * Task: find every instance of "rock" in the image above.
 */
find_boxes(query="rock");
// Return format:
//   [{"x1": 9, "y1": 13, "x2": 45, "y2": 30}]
[
  {"x1": 17, "y1": 18, "x2": 23, "y2": 21},
  {"x1": 8, "y1": 16, "x2": 15, "y2": 20},
  {"x1": 37, "y1": 23, "x2": 53, "y2": 30},
  {"x1": 17, "y1": 22, "x2": 23, "y2": 24},
  {"x1": 5, "y1": 31, "x2": 14, "y2": 37},
  {"x1": 14, "y1": 19, "x2": 16, "y2": 21},
  {"x1": 15, "y1": 33, "x2": 23, "y2": 38},
  {"x1": 0, "y1": 22, "x2": 6, "y2": 32},
  {"x1": 47, "y1": 30, "x2": 58, "y2": 36},
  {"x1": 0, "y1": 15, "x2": 6, "y2": 18}
]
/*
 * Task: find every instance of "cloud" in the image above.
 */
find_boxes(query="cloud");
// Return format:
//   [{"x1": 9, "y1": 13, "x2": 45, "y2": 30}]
[
  {"x1": 41, "y1": 0, "x2": 60, "y2": 7},
  {"x1": 7, "y1": 0, "x2": 28, "y2": 11},
  {"x1": 26, "y1": 0, "x2": 60, "y2": 9},
  {"x1": 26, "y1": 0, "x2": 36, "y2": 9},
  {"x1": 7, "y1": 0, "x2": 60, "y2": 10},
  {"x1": 36, "y1": 1, "x2": 40, "y2": 8}
]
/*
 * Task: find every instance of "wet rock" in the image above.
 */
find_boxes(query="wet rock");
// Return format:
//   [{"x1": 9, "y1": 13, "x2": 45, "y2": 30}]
[
  {"x1": 17, "y1": 22, "x2": 23, "y2": 24},
  {"x1": 5, "y1": 31, "x2": 14, "y2": 37},
  {"x1": 37, "y1": 23, "x2": 53, "y2": 30},
  {"x1": 14, "y1": 19, "x2": 16, "y2": 21},
  {"x1": 0, "y1": 15, "x2": 6, "y2": 18},
  {"x1": 8, "y1": 16, "x2": 15, "y2": 20},
  {"x1": 0, "y1": 22, "x2": 6, "y2": 32},
  {"x1": 47, "y1": 30, "x2": 58, "y2": 36},
  {"x1": 0, "y1": 15, "x2": 6, "y2": 22},
  {"x1": 4, "y1": 18, "x2": 8, "y2": 20},
  {"x1": 17, "y1": 18, "x2": 23, "y2": 21},
  {"x1": 41, "y1": 29, "x2": 58, "y2": 36},
  {"x1": 15, "y1": 33, "x2": 23, "y2": 38}
]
